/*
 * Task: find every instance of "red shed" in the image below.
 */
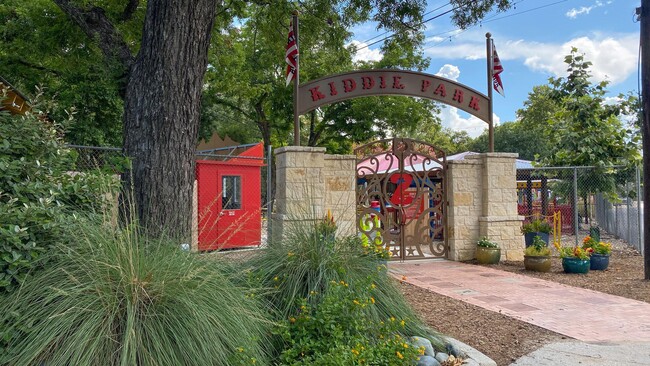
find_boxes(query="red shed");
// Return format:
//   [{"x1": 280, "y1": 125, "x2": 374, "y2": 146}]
[{"x1": 196, "y1": 143, "x2": 265, "y2": 251}]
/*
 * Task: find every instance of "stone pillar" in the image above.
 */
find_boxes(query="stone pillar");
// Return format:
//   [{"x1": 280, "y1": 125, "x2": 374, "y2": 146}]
[
  {"x1": 272, "y1": 146, "x2": 326, "y2": 242},
  {"x1": 324, "y1": 155, "x2": 357, "y2": 237},
  {"x1": 446, "y1": 158, "x2": 483, "y2": 261},
  {"x1": 477, "y1": 153, "x2": 523, "y2": 261}
]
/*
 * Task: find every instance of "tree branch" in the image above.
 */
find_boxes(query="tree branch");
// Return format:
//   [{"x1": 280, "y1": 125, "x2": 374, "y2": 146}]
[
  {"x1": 213, "y1": 96, "x2": 256, "y2": 121},
  {"x1": 14, "y1": 59, "x2": 62, "y2": 77},
  {"x1": 53, "y1": 0, "x2": 134, "y2": 71},
  {"x1": 122, "y1": 0, "x2": 140, "y2": 21}
]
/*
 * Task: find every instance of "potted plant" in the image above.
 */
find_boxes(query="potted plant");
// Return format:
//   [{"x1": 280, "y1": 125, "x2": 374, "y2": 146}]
[
  {"x1": 555, "y1": 241, "x2": 593, "y2": 274},
  {"x1": 523, "y1": 235, "x2": 552, "y2": 272},
  {"x1": 476, "y1": 237, "x2": 500, "y2": 265},
  {"x1": 521, "y1": 219, "x2": 551, "y2": 247},
  {"x1": 582, "y1": 227, "x2": 612, "y2": 270}
]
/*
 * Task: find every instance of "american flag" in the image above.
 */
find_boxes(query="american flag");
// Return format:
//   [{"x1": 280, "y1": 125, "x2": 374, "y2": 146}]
[
  {"x1": 492, "y1": 43, "x2": 504, "y2": 97},
  {"x1": 285, "y1": 22, "x2": 298, "y2": 87}
]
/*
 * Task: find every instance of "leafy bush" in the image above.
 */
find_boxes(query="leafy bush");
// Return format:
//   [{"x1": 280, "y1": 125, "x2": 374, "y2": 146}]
[
  {"x1": 521, "y1": 219, "x2": 551, "y2": 234},
  {"x1": 245, "y1": 221, "x2": 443, "y2": 361},
  {"x1": 0, "y1": 108, "x2": 118, "y2": 294},
  {"x1": 1, "y1": 219, "x2": 271, "y2": 365},
  {"x1": 476, "y1": 237, "x2": 498, "y2": 248},
  {"x1": 524, "y1": 236, "x2": 551, "y2": 256},
  {"x1": 277, "y1": 279, "x2": 423, "y2": 365}
]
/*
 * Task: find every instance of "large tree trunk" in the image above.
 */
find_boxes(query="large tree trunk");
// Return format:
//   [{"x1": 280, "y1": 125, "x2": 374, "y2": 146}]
[{"x1": 123, "y1": 0, "x2": 218, "y2": 239}]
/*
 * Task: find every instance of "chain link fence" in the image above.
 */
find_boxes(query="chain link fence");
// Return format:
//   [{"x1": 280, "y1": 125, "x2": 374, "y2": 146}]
[
  {"x1": 66, "y1": 144, "x2": 273, "y2": 260},
  {"x1": 517, "y1": 165, "x2": 642, "y2": 253}
]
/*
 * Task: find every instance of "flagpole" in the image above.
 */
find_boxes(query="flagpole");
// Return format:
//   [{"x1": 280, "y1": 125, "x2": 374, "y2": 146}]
[
  {"x1": 486, "y1": 32, "x2": 494, "y2": 153},
  {"x1": 292, "y1": 11, "x2": 300, "y2": 146}
]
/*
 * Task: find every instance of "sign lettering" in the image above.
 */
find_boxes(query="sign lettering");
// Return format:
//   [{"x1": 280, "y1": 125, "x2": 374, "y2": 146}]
[{"x1": 298, "y1": 70, "x2": 490, "y2": 123}]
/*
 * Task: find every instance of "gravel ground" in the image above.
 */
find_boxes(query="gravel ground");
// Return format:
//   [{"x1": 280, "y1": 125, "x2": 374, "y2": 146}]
[{"x1": 400, "y1": 230, "x2": 648, "y2": 366}]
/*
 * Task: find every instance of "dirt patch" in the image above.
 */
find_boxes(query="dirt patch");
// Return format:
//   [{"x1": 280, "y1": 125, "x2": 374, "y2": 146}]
[{"x1": 401, "y1": 232, "x2": 649, "y2": 366}]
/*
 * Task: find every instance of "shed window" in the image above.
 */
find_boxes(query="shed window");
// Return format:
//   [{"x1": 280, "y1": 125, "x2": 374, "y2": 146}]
[{"x1": 222, "y1": 175, "x2": 241, "y2": 209}]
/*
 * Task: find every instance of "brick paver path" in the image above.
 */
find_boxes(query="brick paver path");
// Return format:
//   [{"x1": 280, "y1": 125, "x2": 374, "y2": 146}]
[{"x1": 390, "y1": 259, "x2": 650, "y2": 342}]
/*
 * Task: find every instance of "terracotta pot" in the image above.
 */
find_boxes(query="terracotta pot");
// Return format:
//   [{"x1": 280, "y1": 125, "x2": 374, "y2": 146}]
[
  {"x1": 476, "y1": 246, "x2": 501, "y2": 264},
  {"x1": 523, "y1": 255, "x2": 552, "y2": 272}
]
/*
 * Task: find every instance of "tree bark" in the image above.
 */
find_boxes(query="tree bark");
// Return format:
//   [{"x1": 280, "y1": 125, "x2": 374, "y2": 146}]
[{"x1": 123, "y1": 0, "x2": 218, "y2": 240}]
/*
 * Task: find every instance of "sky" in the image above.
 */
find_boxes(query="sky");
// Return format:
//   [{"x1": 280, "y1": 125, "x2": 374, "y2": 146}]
[{"x1": 348, "y1": 0, "x2": 641, "y2": 137}]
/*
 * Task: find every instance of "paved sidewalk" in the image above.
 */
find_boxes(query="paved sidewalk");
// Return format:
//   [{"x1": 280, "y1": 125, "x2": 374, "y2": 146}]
[{"x1": 389, "y1": 259, "x2": 650, "y2": 342}]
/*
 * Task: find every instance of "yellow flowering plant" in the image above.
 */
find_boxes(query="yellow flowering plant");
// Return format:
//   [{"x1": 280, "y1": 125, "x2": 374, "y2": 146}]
[
  {"x1": 582, "y1": 235, "x2": 612, "y2": 255},
  {"x1": 554, "y1": 241, "x2": 593, "y2": 260}
]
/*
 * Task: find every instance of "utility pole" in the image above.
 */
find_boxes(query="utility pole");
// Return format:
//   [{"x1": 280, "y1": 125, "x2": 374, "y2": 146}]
[{"x1": 639, "y1": 0, "x2": 650, "y2": 280}]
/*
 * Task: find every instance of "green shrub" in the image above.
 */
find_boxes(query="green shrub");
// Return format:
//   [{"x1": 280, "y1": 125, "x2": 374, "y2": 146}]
[
  {"x1": 521, "y1": 219, "x2": 551, "y2": 234},
  {"x1": 245, "y1": 221, "x2": 443, "y2": 360},
  {"x1": 1, "y1": 219, "x2": 271, "y2": 365},
  {"x1": 0, "y1": 108, "x2": 118, "y2": 294},
  {"x1": 524, "y1": 236, "x2": 551, "y2": 256},
  {"x1": 277, "y1": 278, "x2": 423, "y2": 365},
  {"x1": 477, "y1": 237, "x2": 498, "y2": 248}
]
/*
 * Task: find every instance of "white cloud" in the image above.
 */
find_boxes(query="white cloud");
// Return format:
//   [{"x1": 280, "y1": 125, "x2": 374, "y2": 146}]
[
  {"x1": 347, "y1": 40, "x2": 383, "y2": 62},
  {"x1": 566, "y1": 1, "x2": 605, "y2": 19},
  {"x1": 424, "y1": 33, "x2": 638, "y2": 86},
  {"x1": 435, "y1": 64, "x2": 461, "y2": 81},
  {"x1": 513, "y1": 35, "x2": 638, "y2": 85},
  {"x1": 435, "y1": 65, "x2": 499, "y2": 138}
]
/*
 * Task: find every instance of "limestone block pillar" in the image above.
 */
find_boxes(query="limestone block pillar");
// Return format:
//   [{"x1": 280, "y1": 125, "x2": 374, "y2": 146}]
[
  {"x1": 324, "y1": 155, "x2": 357, "y2": 237},
  {"x1": 446, "y1": 159, "x2": 482, "y2": 261},
  {"x1": 477, "y1": 153, "x2": 524, "y2": 260},
  {"x1": 272, "y1": 146, "x2": 326, "y2": 242}
]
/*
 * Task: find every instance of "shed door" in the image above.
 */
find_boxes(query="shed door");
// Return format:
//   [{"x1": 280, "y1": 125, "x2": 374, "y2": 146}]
[{"x1": 197, "y1": 162, "x2": 261, "y2": 250}]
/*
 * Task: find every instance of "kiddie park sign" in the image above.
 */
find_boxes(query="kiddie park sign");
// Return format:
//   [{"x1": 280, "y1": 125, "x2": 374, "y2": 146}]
[{"x1": 297, "y1": 69, "x2": 490, "y2": 123}]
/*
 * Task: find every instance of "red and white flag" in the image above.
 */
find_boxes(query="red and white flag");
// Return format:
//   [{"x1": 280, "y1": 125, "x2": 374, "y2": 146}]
[
  {"x1": 285, "y1": 22, "x2": 298, "y2": 87},
  {"x1": 492, "y1": 43, "x2": 505, "y2": 97}
]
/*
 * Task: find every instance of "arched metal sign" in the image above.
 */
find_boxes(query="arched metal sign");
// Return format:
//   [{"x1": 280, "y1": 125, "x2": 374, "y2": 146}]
[{"x1": 297, "y1": 69, "x2": 490, "y2": 123}]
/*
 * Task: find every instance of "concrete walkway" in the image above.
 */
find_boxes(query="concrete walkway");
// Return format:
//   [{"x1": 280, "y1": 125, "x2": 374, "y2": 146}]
[{"x1": 388, "y1": 259, "x2": 650, "y2": 365}]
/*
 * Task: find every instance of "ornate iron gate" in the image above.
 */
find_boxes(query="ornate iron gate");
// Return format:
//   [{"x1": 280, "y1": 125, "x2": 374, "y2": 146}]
[{"x1": 356, "y1": 138, "x2": 447, "y2": 260}]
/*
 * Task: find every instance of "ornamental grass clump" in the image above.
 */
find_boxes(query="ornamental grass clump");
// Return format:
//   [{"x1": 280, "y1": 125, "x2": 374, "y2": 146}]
[
  {"x1": 245, "y1": 211, "x2": 444, "y2": 359},
  {"x1": 1, "y1": 219, "x2": 271, "y2": 366}
]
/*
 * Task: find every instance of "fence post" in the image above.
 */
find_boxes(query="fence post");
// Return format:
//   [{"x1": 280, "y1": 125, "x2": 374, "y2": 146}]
[
  {"x1": 573, "y1": 167, "x2": 579, "y2": 246},
  {"x1": 638, "y1": 165, "x2": 643, "y2": 254},
  {"x1": 266, "y1": 144, "x2": 273, "y2": 246},
  {"x1": 627, "y1": 181, "x2": 631, "y2": 244}
]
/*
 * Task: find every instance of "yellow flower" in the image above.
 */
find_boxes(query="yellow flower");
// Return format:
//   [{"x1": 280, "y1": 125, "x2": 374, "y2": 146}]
[
  {"x1": 390, "y1": 316, "x2": 396, "y2": 322},
  {"x1": 237, "y1": 347, "x2": 245, "y2": 353},
  {"x1": 403, "y1": 343, "x2": 409, "y2": 349},
  {"x1": 351, "y1": 348, "x2": 359, "y2": 356},
  {"x1": 370, "y1": 283, "x2": 376, "y2": 289},
  {"x1": 287, "y1": 251, "x2": 294, "y2": 257},
  {"x1": 273, "y1": 276, "x2": 279, "y2": 281},
  {"x1": 400, "y1": 320, "x2": 405, "y2": 326},
  {"x1": 289, "y1": 317, "x2": 296, "y2": 323},
  {"x1": 353, "y1": 299, "x2": 360, "y2": 305},
  {"x1": 370, "y1": 297, "x2": 375, "y2": 304},
  {"x1": 396, "y1": 351, "x2": 404, "y2": 359},
  {"x1": 419, "y1": 346, "x2": 425, "y2": 355}
]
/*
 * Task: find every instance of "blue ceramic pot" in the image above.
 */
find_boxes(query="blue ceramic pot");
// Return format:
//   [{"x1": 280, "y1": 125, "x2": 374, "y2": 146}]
[
  {"x1": 524, "y1": 232, "x2": 550, "y2": 247},
  {"x1": 562, "y1": 257, "x2": 590, "y2": 274},
  {"x1": 590, "y1": 253, "x2": 610, "y2": 270}
]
